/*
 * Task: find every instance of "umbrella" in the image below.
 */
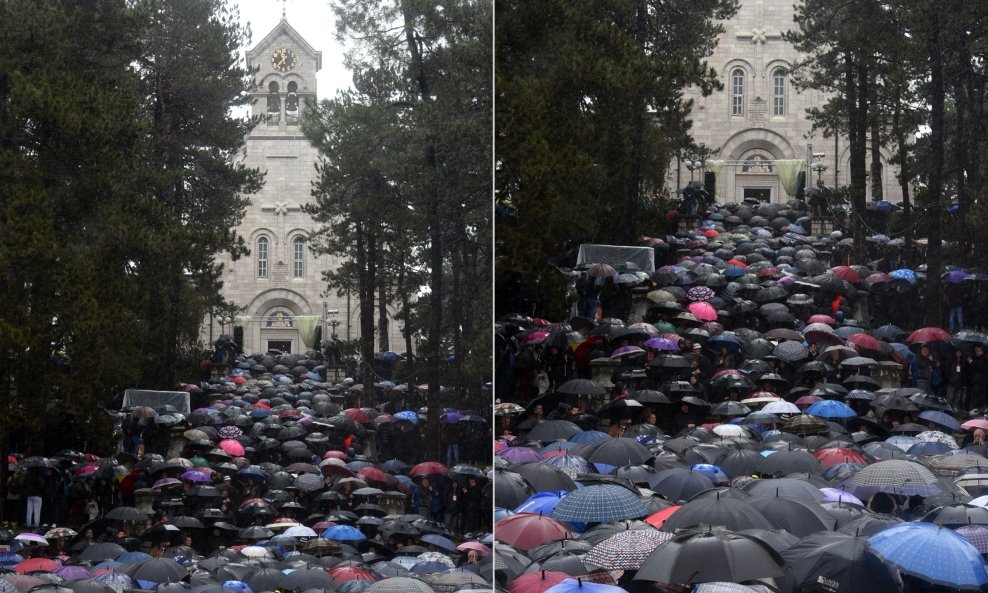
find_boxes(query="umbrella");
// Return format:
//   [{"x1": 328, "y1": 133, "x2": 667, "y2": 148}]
[
  {"x1": 542, "y1": 580, "x2": 627, "y2": 593},
  {"x1": 906, "y1": 327, "x2": 952, "y2": 345},
  {"x1": 660, "y1": 496, "x2": 774, "y2": 532},
  {"x1": 869, "y1": 522, "x2": 988, "y2": 590},
  {"x1": 890, "y1": 268, "x2": 917, "y2": 284},
  {"x1": 956, "y1": 525, "x2": 988, "y2": 554},
  {"x1": 634, "y1": 526, "x2": 786, "y2": 584},
  {"x1": 556, "y1": 379, "x2": 606, "y2": 397},
  {"x1": 781, "y1": 531, "x2": 902, "y2": 593},
  {"x1": 805, "y1": 400, "x2": 856, "y2": 419},
  {"x1": 14, "y1": 558, "x2": 58, "y2": 574},
  {"x1": 551, "y1": 484, "x2": 648, "y2": 522},
  {"x1": 105, "y1": 507, "x2": 146, "y2": 522},
  {"x1": 843, "y1": 459, "x2": 942, "y2": 496},
  {"x1": 526, "y1": 421, "x2": 582, "y2": 442},
  {"x1": 14, "y1": 533, "x2": 48, "y2": 546},
  {"x1": 650, "y1": 468, "x2": 715, "y2": 502},
  {"x1": 322, "y1": 525, "x2": 366, "y2": 541},
  {"x1": 121, "y1": 558, "x2": 188, "y2": 584},
  {"x1": 506, "y1": 571, "x2": 568, "y2": 593},
  {"x1": 746, "y1": 495, "x2": 836, "y2": 537},
  {"x1": 495, "y1": 513, "x2": 572, "y2": 551},
  {"x1": 583, "y1": 529, "x2": 673, "y2": 570},
  {"x1": 513, "y1": 463, "x2": 576, "y2": 493},
  {"x1": 687, "y1": 286, "x2": 716, "y2": 302},
  {"x1": 773, "y1": 341, "x2": 809, "y2": 362}
]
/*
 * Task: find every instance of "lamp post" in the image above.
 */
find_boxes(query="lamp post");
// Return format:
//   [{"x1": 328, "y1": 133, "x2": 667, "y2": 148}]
[
  {"x1": 812, "y1": 161, "x2": 827, "y2": 186},
  {"x1": 218, "y1": 314, "x2": 232, "y2": 335},
  {"x1": 685, "y1": 158, "x2": 703, "y2": 181}
]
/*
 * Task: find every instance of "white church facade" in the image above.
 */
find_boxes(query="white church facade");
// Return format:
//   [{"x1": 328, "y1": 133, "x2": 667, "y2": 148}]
[
  {"x1": 671, "y1": 0, "x2": 903, "y2": 204},
  {"x1": 204, "y1": 19, "x2": 405, "y2": 356}
]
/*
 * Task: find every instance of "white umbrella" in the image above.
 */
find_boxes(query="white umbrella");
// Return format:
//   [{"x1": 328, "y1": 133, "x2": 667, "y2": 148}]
[
  {"x1": 283, "y1": 525, "x2": 317, "y2": 538},
  {"x1": 14, "y1": 533, "x2": 48, "y2": 546},
  {"x1": 240, "y1": 546, "x2": 273, "y2": 558},
  {"x1": 713, "y1": 424, "x2": 746, "y2": 437},
  {"x1": 762, "y1": 401, "x2": 801, "y2": 414}
]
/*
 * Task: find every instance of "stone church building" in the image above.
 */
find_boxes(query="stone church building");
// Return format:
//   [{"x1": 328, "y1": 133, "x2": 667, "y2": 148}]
[
  {"x1": 671, "y1": 0, "x2": 904, "y2": 204},
  {"x1": 204, "y1": 18, "x2": 405, "y2": 356}
]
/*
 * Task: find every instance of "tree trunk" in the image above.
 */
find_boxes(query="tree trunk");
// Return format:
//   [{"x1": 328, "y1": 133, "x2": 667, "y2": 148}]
[
  {"x1": 870, "y1": 109, "x2": 883, "y2": 201},
  {"x1": 846, "y1": 55, "x2": 868, "y2": 263},
  {"x1": 362, "y1": 232, "x2": 377, "y2": 393},
  {"x1": 925, "y1": 8, "x2": 945, "y2": 328},
  {"x1": 377, "y1": 263, "x2": 389, "y2": 353},
  {"x1": 891, "y1": 91, "x2": 912, "y2": 248}
]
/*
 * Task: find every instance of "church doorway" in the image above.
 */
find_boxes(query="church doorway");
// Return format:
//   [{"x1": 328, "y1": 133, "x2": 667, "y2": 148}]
[
  {"x1": 744, "y1": 188, "x2": 772, "y2": 202},
  {"x1": 267, "y1": 340, "x2": 293, "y2": 353}
]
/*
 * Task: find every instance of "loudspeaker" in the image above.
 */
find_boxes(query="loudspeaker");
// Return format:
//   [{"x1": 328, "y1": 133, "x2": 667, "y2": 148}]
[
  {"x1": 233, "y1": 326, "x2": 244, "y2": 349},
  {"x1": 704, "y1": 171, "x2": 716, "y2": 202}
]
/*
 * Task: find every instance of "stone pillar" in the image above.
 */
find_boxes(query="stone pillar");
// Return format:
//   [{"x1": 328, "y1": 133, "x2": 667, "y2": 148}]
[
  {"x1": 134, "y1": 488, "x2": 158, "y2": 516},
  {"x1": 811, "y1": 217, "x2": 836, "y2": 238},
  {"x1": 628, "y1": 287, "x2": 651, "y2": 324},
  {"x1": 591, "y1": 359, "x2": 619, "y2": 389}
]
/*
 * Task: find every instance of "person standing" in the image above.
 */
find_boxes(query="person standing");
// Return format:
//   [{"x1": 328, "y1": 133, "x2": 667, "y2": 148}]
[
  {"x1": 945, "y1": 348, "x2": 968, "y2": 408},
  {"x1": 24, "y1": 469, "x2": 43, "y2": 528},
  {"x1": 968, "y1": 346, "x2": 988, "y2": 410}
]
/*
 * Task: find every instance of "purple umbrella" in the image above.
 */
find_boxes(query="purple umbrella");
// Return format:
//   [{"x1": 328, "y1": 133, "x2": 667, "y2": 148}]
[
  {"x1": 944, "y1": 270, "x2": 970, "y2": 284},
  {"x1": 819, "y1": 488, "x2": 864, "y2": 506},
  {"x1": 180, "y1": 470, "x2": 212, "y2": 483},
  {"x1": 442, "y1": 411, "x2": 464, "y2": 424},
  {"x1": 53, "y1": 566, "x2": 91, "y2": 581},
  {"x1": 497, "y1": 447, "x2": 542, "y2": 463},
  {"x1": 610, "y1": 346, "x2": 645, "y2": 359},
  {"x1": 152, "y1": 478, "x2": 183, "y2": 489},
  {"x1": 644, "y1": 337, "x2": 680, "y2": 351}
]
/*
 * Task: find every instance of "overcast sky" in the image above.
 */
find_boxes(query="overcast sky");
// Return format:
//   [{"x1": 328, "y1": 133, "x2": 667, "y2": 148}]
[{"x1": 232, "y1": 0, "x2": 353, "y2": 99}]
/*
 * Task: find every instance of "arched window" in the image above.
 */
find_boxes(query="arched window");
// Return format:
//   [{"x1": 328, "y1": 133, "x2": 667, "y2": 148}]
[
  {"x1": 257, "y1": 237, "x2": 269, "y2": 278},
  {"x1": 773, "y1": 68, "x2": 787, "y2": 116},
  {"x1": 266, "y1": 81, "x2": 280, "y2": 124},
  {"x1": 292, "y1": 235, "x2": 305, "y2": 278},
  {"x1": 286, "y1": 81, "x2": 299, "y2": 124},
  {"x1": 731, "y1": 69, "x2": 745, "y2": 116}
]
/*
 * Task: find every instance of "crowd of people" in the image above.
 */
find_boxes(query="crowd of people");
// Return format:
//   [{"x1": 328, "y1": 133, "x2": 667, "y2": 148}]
[
  {"x1": 0, "y1": 349, "x2": 493, "y2": 592},
  {"x1": 494, "y1": 198, "x2": 988, "y2": 592}
]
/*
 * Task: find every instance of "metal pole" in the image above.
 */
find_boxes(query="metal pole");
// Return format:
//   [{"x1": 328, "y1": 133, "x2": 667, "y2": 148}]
[{"x1": 806, "y1": 143, "x2": 813, "y2": 194}]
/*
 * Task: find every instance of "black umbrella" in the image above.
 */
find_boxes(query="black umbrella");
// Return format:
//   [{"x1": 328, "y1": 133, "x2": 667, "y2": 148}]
[
  {"x1": 631, "y1": 390, "x2": 670, "y2": 405},
  {"x1": 281, "y1": 569, "x2": 337, "y2": 591},
  {"x1": 649, "y1": 468, "x2": 715, "y2": 503},
  {"x1": 513, "y1": 462, "x2": 577, "y2": 493},
  {"x1": 780, "y1": 531, "x2": 902, "y2": 593},
  {"x1": 746, "y1": 495, "x2": 836, "y2": 537},
  {"x1": 556, "y1": 379, "x2": 606, "y2": 397},
  {"x1": 244, "y1": 567, "x2": 287, "y2": 592},
  {"x1": 758, "y1": 450, "x2": 824, "y2": 476},
  {"x1": 525, "y1": 420, "x2": 581, "y2": 442},
  {"x1": 582, "y1": 438, "x2": 653, "y2": 466},
  {"x1": 77, "y1": 542, "x2": 128, "y2": 562},
  {"x1": 121, "y1": 558, "x2": 189, "y2": 583},
  {"x1": 493, "y1": 468, "x2": 535, "y2": 509},
  {"x1": 715, "y1": 448, "x2": 765, "y2": 478},
  {"x1": 660, "y1": 494, "x2": 774, "y2": 532},
  {"x1": 105, "y1": 506, "x2": 147, "y2": 522},
  {"x1": 635, "y1": 526, "x2": 786, "y2": 584}
]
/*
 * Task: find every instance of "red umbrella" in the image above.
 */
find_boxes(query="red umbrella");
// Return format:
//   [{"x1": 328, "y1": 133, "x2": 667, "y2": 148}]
[
  {"x1": 357, "y1": 467, "x2": 389, "y2": 484},
  {"x1": 495, "y1": 513, "x2": 573, "y2": 551},
  {"x1": 218, "y1": 440, "x2": 245, "y2": 457},
  {"x1": 727, "y1": 259, "x2": 748, "y2": 268},
  {"x1": 343, "y1": 408, "x2": 370, "y2": 424},
  {"x1": 521, "y1": 331, "x2": 549, "y2": 346},
  {"x1": 323, "y1": 451, "x2": 347, "y2": 460},
  {"x1": 687, "y1": 302, "x2": 717, "y2": 322},
  {"x1": 408, "y1": 462, "x2": 448, "y2": 477},
  {"x1": 644, "y1": 505, "x2": 681, "y2": 529},
  {"x1": 906, "y1": 327, "x2": 952, "y2": 345},
  {"x1": 329, "y1": 566, "x2": 377, "y2": 584},
  {"x1": 703, "y1": 229, "x2": 720, "y2": 238},
  {"x1": 831, "y1": 266, "x2": 860, "y2": 283},
  {"x1": 2, "y1": 575, "x2": 45, "y2": 593},
  {"x1": 795, "y1": 395, "x2": 823, "y2": 408},
  {"x1": 963, "y1": 419, "x2": 988, "y2": 432},
  {"x1": 507, "y1": 571, "x2": 570, "y2": 593},
  {"x1": 847, "y1": 333, "x2": 881, "y2": 351},
  {"x1": 807, "y1": 314, "x2": 836, "y2": 326},
  {"x1": 813, "y1": 447, "x2": 869, "y2": 468},
  {"x1": 14, "y1": 558, "x2": 59, "y2": 575}
]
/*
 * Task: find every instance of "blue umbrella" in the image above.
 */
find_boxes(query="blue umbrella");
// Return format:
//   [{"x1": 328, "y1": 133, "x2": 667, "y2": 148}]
[
  {"x1": 919, "y1": 410, "x2": 961, "y2": 432},
  {"x1": 806, "y1": 400, "x2": 856, "y2": 419},
  {"x1": 321, "y1": 525, "x2": 366, "y2": 541},
  {"x1": 708, "y1": 333, "x2": 742, "y2": 352},
  {"x1": 544, "y1": 454, "x2": 595, "y2": 479},
  {"x1": 0, "y1": 552, "x2": 22, "y2": 571},
  {"x1": 514, "y1": 491, "x2": 567, "y2": 515},
  {"x1": 544, "y1": 579, "x2": 628, "y2": 593},
  {"x1": 869, "y1": 522, "x2": 988, "y2": 590},
  {"x1": 552, "y1": 484, "x2": 648, "y2": 523},
  {"x1": 540, "y1": 441, "x2": 578, "y2": 455},
  {"x1": 568, "y1": 430, "x2": 610, "y2": 445},
  {"x1": 494, "y1": 507, "x2": 515, "y2": 522},
  {"x1": 890, "y1": 269, "x2": 917, "y2": 285},
  {"x1": 690, "y1": 464, "x2": 729, "y2": 484},
  {"x1": 907, "y1": 441, "x2": 953, "y2": 456},
  {"x1": 395, "y1": 411, "x2": 419, "y2": 424},
  {"x1": 419, "y1": 533, "x2": 457, "y2": 552}
]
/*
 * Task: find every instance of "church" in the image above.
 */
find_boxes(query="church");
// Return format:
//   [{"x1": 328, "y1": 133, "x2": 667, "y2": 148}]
[
  {"x1": 204, "y1": 18, "x2": 406, "y2": 356},
  {"x1": 671, "y1": 0, "x2": 904, "y2": 204}
]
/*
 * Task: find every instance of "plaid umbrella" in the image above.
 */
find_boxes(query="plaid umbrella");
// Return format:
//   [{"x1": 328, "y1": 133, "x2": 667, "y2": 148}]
[
  {"x1": 43, "y1": 527, "x2": 76, "y2": 540},
  {"x1": 552, "y1": 484, "x2": 648, "y2": 522},
  {"x1": 955, "y1": 524, "x2": 988, "y2": 554},
  {"x1": 495, "y1": 402, "x2": 526, "y2": 416},
  {"x1": 844, "y1": 459, "x2": 943, "y2": 496},
  {"x1": 584, "y1": 529, "x2": 672, "y2": 570},
  {"x1": 362, "y1": 577, "x2": 434, "y2": 592}
]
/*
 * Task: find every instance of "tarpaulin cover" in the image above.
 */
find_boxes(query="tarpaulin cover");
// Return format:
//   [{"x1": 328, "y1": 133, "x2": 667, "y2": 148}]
[
  {"x1": 577, "y1": 244, "x2": 655, "y2": 273},
  {"x1": 122, "y1": 390, "x2": 191, "y2": 414}
]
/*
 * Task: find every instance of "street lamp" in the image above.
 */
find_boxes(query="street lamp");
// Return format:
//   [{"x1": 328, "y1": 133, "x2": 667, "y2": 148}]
[
  {"x1": 218, "y1": 314, "x2": 233, "y2": 334},
  {"x1": 685, "y1": 158, "x2": 704, "y2": 181},
  {"x1": 812, "y1": 161, "x2": 827, "y2": 186},
  {"x1": 325, "y1": 309, "x2": 341, "y2": 340}
]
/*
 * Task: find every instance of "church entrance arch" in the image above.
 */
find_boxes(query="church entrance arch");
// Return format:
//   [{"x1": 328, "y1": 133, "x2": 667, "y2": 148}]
[
  {"x1": 718, "y1": 129, "x2": 795, "y2": 203},
  {"x1": 242, "y1": 289, "x2": 313, "y2": 354}
]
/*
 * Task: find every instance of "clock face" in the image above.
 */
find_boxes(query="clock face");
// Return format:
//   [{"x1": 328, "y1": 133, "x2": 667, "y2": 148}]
[{"x1": 271, "y1": 48, "x2": 297, "y2": 72}]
